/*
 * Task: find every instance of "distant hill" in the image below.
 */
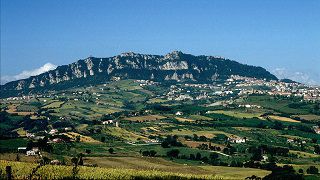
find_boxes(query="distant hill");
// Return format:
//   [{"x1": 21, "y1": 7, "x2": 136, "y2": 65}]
[{"x1": 0, "y1": 51, "x2": 278, "y2": 97}]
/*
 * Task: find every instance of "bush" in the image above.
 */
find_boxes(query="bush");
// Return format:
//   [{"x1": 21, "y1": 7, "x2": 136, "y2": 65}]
[
  {"x1": 108, "y1": 148, "x2": 114, "y2": 154},
  {"x1": 306, "y1": 166, "x2": 319, "y2": 174}
]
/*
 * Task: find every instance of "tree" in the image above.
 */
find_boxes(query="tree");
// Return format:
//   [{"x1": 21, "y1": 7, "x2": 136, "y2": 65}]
[
  {"x1": 209, "y1": 153, "x2": 219, "y2": 161},
  {"x1": 199, "y1": 135, "x2": 207, "y2": 142},
  {"x1": 230, "y1": 160, "x2": 242, "y2": 167},
  {"x1": 15, "y1": 154, "x2": 20, "y2": 161},
  {"x1": 100, "y1": 136, "x2": 106, "y2": 142},
  {"x1": 142, "y1": 151, "x2": 150, "y2": 156},
  {"x1": 314, "y1": 145, "x2": 320, "y2": 154},
  {"x1": 201, "y1": 156, "x2": 209, "y2": 162},
  {"x1": 77, "y1": 153, "x2": 84, "y2": 165},
  {"x1": 196, "y1": 152, "x2": 202, "y2": 160},
  {"x1": 75, "y1": 135, "x2": 81, "y2": 143},
  {"x1": 273, "y1": 121, "x2": 284, "y2": 130},
  {"x1": 189, "y1": 154, "x2": 195, "y2": 160},
  {"x1": 71, "y1": 157, "x2": 78, "y2": 165},
  {"x1": 161, "y1": 141, "x2": 170, "y2": 148},
  {"x1": 306, "y1": 166, "x2": 319, "y2": 174},
  {"x1": 108, "y1": 148, "x2": 114, "y2": 154},
  {"x1": 42, "y1": 156, "x2": 51, "y2": 165},
  {"x1": 149, "y1": 150, "x2": 157, "y2": 157},
  {"x1": 263, "y1": 165, "x2": 303, "y2": 180},
  {"x1": 251, "y1": 150, "x2": 263, "y2": 161},
  {"x1": 166, "y1": 149, "x2": 180, "y2": 158},
  {"x1": 193, "y1": 134, "x2": 199, "y2": 141}
]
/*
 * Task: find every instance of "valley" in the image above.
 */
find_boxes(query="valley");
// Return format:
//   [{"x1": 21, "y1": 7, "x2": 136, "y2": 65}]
[{"x1": 1, "y1": 78, "x2": 319, "y2": 179}]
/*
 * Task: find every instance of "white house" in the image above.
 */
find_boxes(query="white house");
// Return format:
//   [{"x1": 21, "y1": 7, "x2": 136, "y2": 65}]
[
  {"x1": 175, "y1": 111, "x2": 183, "y2": 116},
  {"x1": 313, "y1": 126, "x2": 320, "y2": 134},
  {"x1": 102, "y1": 120, "x2": 114, "y2": 125},
  {"x1": 26, "y1": 147, "x2": 39, "y2": 156},
  {"x1": 26, "y1": 150, "x2": 37, "y2": 156},
  {"x1": 26, "y1": 133, "x2": 35, "y2": 138},
  {"x1": 49, "y1": 129, "x2": 58, "y2": 135}
]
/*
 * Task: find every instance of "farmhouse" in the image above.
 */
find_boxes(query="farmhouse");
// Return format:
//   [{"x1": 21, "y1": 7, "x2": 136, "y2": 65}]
[
  {"x1": 102, "y1": 120, "x2": 114, "y2": 125},
  {"x1": 228, "y1": 136, "x2": 246, "y2": 143},
  {"x1": 50, "y1": 159, "x2": 61, "y2": 165},
  {"x1": 175, "y1": 111, "x2": 183, "y2": 116},
  {"x1": 26, "y1": 147, "x2": 39, "y2": 156},
  {"x1": 287, "y1": 139, "x2": 295, "y2": 143},
  {"x1": 51, "y1": 138, "x2": 63, "y2": 143},
  {"x1": 313, "y1": 126, "x2": 320, "y2": 134},
  {"x1": 49, "y1": 129, "x2": 58, "y2": 135},
  {"x1": 102, "y1": 120, "x2": 119, "y2": 127},
  {"x1": 26, "y1": 133, "x2": 35, "y2": 138}
]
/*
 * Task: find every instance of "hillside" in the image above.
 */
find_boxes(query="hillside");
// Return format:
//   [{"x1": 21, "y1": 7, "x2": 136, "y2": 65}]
[{"x1": 0, "y1": 51, "x2": 277, "y2": 97}]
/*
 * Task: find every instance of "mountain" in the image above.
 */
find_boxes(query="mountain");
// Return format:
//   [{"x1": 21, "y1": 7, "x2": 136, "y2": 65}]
[{"x1": 0, "y1": 51, "x2": 277, "y2": 97}]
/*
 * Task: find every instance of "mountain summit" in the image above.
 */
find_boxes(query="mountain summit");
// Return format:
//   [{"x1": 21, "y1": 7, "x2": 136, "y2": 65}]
[{"x1": 1, "y1": 51, "x2": 277, "y2": 97}]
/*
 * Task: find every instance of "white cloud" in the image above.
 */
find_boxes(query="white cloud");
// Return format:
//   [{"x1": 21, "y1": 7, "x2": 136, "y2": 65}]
[
  {"x1": 272, "y1": 68, "x2": 319, "y2": 86},
  {"x1": 1, "y1": 63, "x2": 57, "y2": 84}
]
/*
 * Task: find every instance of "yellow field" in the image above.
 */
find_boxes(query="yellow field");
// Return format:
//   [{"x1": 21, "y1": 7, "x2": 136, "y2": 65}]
[
  {"x1": 76, "y1": 124, "x2": 89, "y2": 132},
  {"x1": 289, "y1": 150, "x2": 320, "y2": 158},
  {"x1": 295, "y1": 114, "x2": 320, "y2": 121},
  {"x1": 189, "y1": 115, "x2": 213, "y2": 120},
  {"x1": 147, "y1": 98, "x2": 169, "y2": 103},
  {"x1": 105, "y1": 127, "x2": 147, "y2": 141},
  {"x1": 6, "y1": 104, "x2": 34, "y2": 116},
  {"x1": 0, "y1": 160, "x2": 221, "y2": 179},
  {"x1": 42, "y1": 101, "x2": 64, "y2": 109},
  {"x1": 233, "y1": 127, "x2": 254, "y2": 131},
  {"x1": 277, "y1": 163, "x2": 320, "y2": 173},
  {"x1": 176, "y1": 117, "x2": 194, "y2": 122},
  {"x1": 83, "y1": 157, "x2": 270, "y2": 179},
  {"x1": 268, "y1": 115, "x2": 300, "y2": 123},
  {"x1": 12, "y1": 128, "x2": 26, "y2": 137},
  {"x1": 63, "y1": 132, "x2": 101, "y2": 143},
  {"x1": 278, "y1": 134, "x2": 308, "y2": 140},
  {"x1": 124, "y1": 115, "x2": 166, "y2": 122},
  {"x1": 165, "y1": 129, "x2": 235, "y2": 138},
  {"x1": 208, "y1": 110, "x2": 262, "y2": 118},
  {"x1": 181, "y1": 140, "x2": 226, "y2": 149},
  {"x1": 0, "y1": 153, "x2": 39, "y2": 163}
]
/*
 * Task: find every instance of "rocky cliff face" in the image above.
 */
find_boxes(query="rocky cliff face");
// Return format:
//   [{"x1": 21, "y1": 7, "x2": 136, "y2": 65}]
[{"x1": 1, "y1": 51, "x2": 277, "y2": 95}]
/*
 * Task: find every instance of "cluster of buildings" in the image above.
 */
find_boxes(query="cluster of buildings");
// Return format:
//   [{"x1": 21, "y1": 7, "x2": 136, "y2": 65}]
[
  {"x1": 286, "y1": 138, "x2": 307, "y2": 144},
  {"x1": 134, "y1": 79, "x2": 160, "y2": 87},
  {"x1": 102, "y1": 119, "x2": 119, "y2": 127},
  {"x1": 228, "y1": 75, "x2": 320, "y2": 101}
]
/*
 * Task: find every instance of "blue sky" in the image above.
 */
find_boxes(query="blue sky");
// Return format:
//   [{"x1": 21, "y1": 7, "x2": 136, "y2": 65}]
[{"x1": 1, "y1": 0, "x2": 319, "y2": 85}]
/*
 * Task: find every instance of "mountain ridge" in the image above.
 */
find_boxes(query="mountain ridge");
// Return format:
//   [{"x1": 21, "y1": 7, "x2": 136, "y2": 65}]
[{"x1": 1, "y1": 51, "x2": 278, "y2": 97}]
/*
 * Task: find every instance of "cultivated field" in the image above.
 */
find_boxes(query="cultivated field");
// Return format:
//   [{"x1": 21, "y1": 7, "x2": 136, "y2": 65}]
[
  {"x1": 208, "y1": 110, "x2": 262, "y2": 118},
  {"x1": 268, "y1": 115, "x2": 300, "y2": 123},
  {"x1": 0, "y1": 160, "x2": 271, "y2": 179},
  {"x1": 124, "y1": 115, "x2": 167, "y2": 122}
]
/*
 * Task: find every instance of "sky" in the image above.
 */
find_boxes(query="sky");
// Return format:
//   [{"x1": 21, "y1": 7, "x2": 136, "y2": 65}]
[{"x1": 1, "y1": 0, "x2": 320, "y2": 85}]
